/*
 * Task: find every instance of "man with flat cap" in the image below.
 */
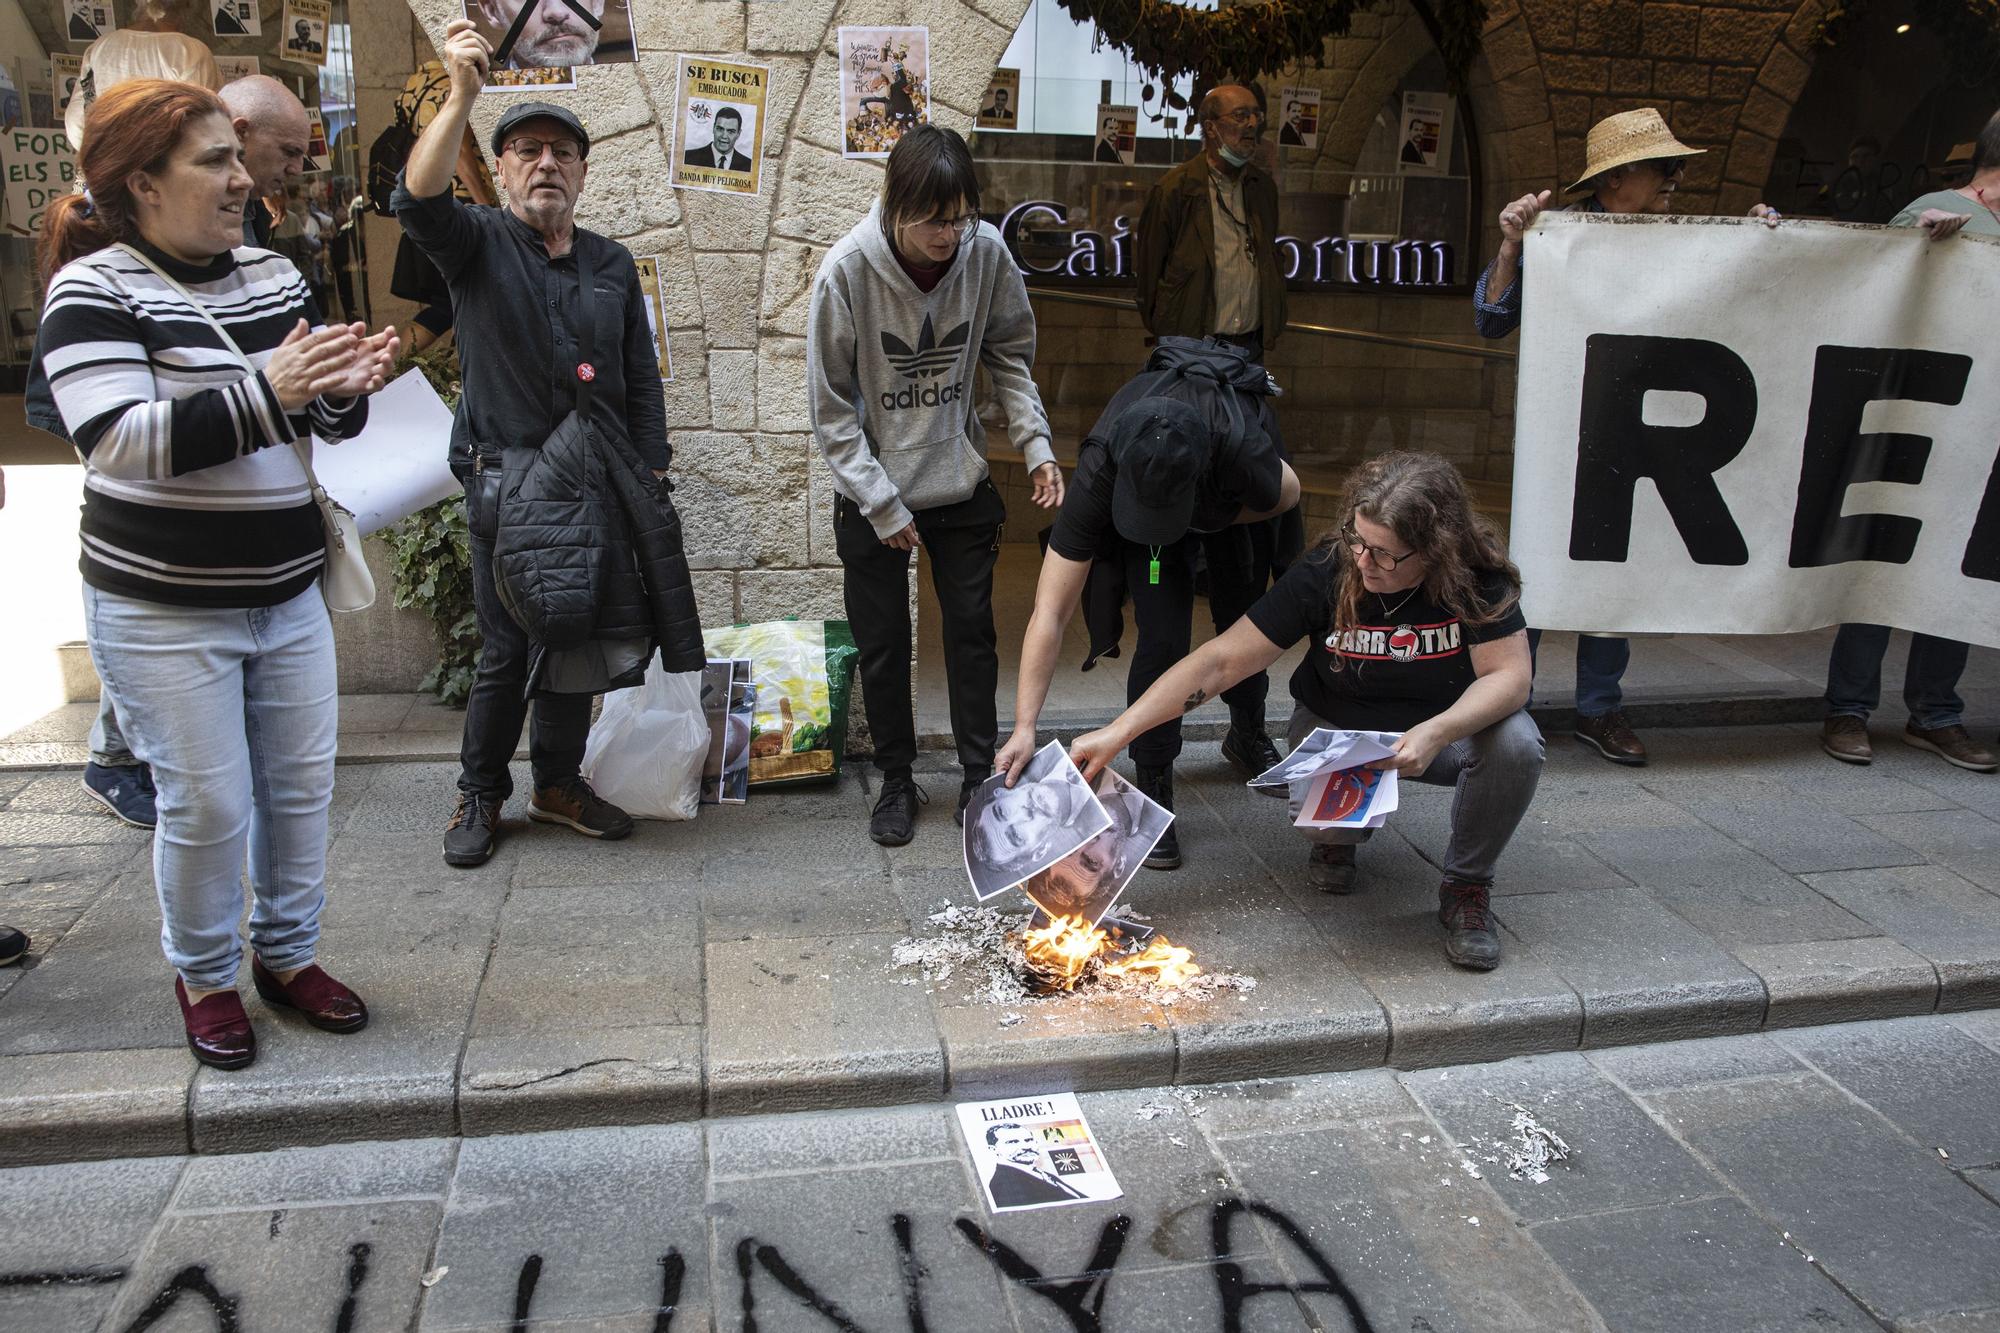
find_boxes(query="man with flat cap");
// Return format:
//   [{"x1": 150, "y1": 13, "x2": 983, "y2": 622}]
[
  {"x1": 395, "y1": 16, "x2": 700, "y2": 869},
  {"x1": 996, "y1": 338, "x2": 1301, "y2": 868}
]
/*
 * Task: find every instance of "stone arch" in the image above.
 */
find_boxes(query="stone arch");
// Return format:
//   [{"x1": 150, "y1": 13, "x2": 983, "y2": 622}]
[{"x1": 1315, "y1": 9, "x2": 1444, "y2": 186}]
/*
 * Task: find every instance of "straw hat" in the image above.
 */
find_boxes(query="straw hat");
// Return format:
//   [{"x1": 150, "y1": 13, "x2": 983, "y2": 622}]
[{"x1": 1568, "y1": 108, "x2": 1705, "y2": 192}]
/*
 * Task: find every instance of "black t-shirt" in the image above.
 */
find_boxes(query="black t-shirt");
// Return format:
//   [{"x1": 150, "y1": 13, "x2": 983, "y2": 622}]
[
  {"x1": 1247, "y1": 552, "x2": 1526, "y2": 732},
  {"x1": 1046, "y1": 377, "x2": 1283, "y2": 561}
]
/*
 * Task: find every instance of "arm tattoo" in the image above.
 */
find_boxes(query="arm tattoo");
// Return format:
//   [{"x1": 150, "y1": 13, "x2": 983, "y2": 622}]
[{"x1": 1182, "y1": 688, "x2": 1207, "y2": 714}]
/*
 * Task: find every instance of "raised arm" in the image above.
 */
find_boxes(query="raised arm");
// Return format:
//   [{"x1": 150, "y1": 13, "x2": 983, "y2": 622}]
[
  {"x1": 1069, "y1": 616, "x2": 1288, "y2": 780},
  {"x1": 404, "y1": 19, "x2": 488, "y2": 199},
  {"x1": 994, "y1": 548, "x2": 1093, "y2": 783}
]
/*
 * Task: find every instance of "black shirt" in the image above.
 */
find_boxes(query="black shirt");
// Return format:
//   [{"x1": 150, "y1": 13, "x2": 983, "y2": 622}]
[
  {"x1": 390, "y1": 176, "x2": 669, "y2": 472},
  {"x1": 1045, "y1": 374, "x2": 1283, "y2": 561},
  {"x1": 1248, "y1": 552, "x2": 1526, "y2": 732}
]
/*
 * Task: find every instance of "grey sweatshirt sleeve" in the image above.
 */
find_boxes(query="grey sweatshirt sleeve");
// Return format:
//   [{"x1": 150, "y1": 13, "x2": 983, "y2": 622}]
[
  {"x1": 978, "y1": 258, "x2": 1056, "y2": 477},
  {"x1": 807, "y1": 263, "x2": 914, "y2": 538}
]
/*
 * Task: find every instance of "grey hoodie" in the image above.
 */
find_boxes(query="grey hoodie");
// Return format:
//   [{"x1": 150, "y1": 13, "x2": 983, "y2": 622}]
[{"x1": 807, "y1": 201, "x2": 1055, "y2": 538}]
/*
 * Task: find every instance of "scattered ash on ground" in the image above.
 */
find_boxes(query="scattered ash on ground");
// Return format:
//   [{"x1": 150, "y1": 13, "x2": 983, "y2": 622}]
[{"x1": 888, "y1": 902, "x2": 1259, "y2": 1014}]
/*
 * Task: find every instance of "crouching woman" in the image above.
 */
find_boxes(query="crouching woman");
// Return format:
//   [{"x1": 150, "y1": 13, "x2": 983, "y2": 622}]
[{"x1": 1069, "y1": 451, "x2": 1542, "y2": 971}]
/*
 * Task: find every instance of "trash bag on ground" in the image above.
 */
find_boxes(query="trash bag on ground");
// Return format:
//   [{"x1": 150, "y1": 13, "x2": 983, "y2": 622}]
[
  {"x1": 701, "y1": 619, "x2": 858, "y2": 788},
  {"x1": 580, "y1": 656, "x2": 709, "y2": 820}
]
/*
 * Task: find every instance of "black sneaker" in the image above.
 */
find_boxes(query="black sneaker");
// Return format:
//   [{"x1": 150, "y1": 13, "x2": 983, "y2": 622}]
[
  {"x1": 1133, "y1": 764, "x2": 1181, "y2": 869},
  {"x1": 954, "y1": 767, "x2": 989, "y2": 829},
  {"x1": 1438, "y1": 879, "x2": 1501, "y2": 971},
  {"x1": 1221, "y1": 726, "x2": 1282, "y2": 788},
  {"x1": 1307, "y1": 843, "x2": 1358, "y2": 894},
  {"x1": 442, "y1": 792, "x2": 502, "y2": 867},
  {"x1": 870, "y1": 771, "x2": 927, "y2": 847},
  {"x1": 82, "y1": 761, "x2": 157, "y2": 829},
  {"x1": 529, "y1": 777, "x2": 635, "y2": 840},
  {"x1": 0, "y1": 926, "x2": 27, "y2": 967}
]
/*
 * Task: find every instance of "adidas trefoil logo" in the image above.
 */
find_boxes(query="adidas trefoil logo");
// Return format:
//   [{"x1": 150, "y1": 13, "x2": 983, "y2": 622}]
[{"x1": 881, "y1": 314, "x2": 970, "y2": 382}]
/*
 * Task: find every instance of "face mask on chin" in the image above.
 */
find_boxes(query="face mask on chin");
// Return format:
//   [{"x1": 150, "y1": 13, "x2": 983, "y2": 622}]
[{"x1": 1217, "y1": 143, "x2": 1252, "y2": 169}]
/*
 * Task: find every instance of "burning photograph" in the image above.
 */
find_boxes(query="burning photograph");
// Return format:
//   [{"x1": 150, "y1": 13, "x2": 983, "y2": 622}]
[
  {"x1": 838, "y1": 26, "x2": 928, "y2": 159},
  {"x1": 1018, "y1": 768, "x2": 1171, "y2": 928},
  {"x1": 955, "y1": 1094, "x2": 1123, "y2": 1214},
  {"x1": 963, "y1": 741, "x2": 1110, "y2": 901}
]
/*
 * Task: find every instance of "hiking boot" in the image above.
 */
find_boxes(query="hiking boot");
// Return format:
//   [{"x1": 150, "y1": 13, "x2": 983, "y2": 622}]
[
  {"x1": 442, "y1": 791, "x2": 502, "y2": 867},
  {"x1": 1574, "y1": 710, "x2": 1646, "y2": 766},
  {"x1": 1821, "y1": 715, "x2": 1873, "y2": 765},
  {"x1": 1438, "y1": 880, "x2": 1501, "y2": 971},
  {"x1": 1902, "y1": 722, "x2": 1999, "y2": 773},
  {"x1": 82, "y1": 761, "x2": 157, "y2": 829},
  {"x1": 954, "y1": 767, "x2": 989, "y2": 829},
  {"x1": 870, "y1": 770, "x2": 927, "y2": 846},
  {"x1": 1306, "y1": 843, "x2": 1358, "y2": 894},
  {"x1": 1222, "y1": 726, "x2": 1283, "y2": 792},
  {"x1": 530, "y1": 777, "x2": 635, "y2": 840},
  {"x1": 1134, "y1": 764, "x2": 1181, "y2": 869}
]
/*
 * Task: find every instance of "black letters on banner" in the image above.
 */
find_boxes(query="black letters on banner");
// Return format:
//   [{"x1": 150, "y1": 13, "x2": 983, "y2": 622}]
[
  {"x1": 1571, "y1": 334, "x2": 1755, "y2": 565},
  {"x1": 1967, "y1": 450, "x2": 2000, "y2": 583},
  {"x1": 1789, "y1": 345, "x2": 1972, "y2": 568}
]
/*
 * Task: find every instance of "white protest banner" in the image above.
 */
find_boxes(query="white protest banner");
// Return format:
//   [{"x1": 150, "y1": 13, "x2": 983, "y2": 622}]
[
  {"x1": 1, "y1": 125, "x2": 77, "y2": 236},
  {"x1": 1511, "y1": 214, "x2": 2000, "y2": 650},
  {"x1": 308, "y1": 370, "x2": 458, "y2": 534}
]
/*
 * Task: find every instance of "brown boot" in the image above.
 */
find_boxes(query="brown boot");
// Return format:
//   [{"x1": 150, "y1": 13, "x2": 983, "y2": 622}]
[
  {"x1": 1574, "y1": 710, "x2": 1646, "y2": 766},
  {"x1": 1821, "y1": 715, "x2": 1872, "y2": 765},
  {"x1": 1902, "y1": 722, "x2": 1999, "y2": 773},
  {"x1": 1437, "y1": 880, "x2": 1501, "y2": 971},
  {"x1": 528, "y1": 777, "x2": 635, "y2": 839}
]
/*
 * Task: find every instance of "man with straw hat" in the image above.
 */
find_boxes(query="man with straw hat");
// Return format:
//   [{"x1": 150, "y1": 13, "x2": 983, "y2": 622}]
[{"x1": 1471, "y1": 107, "x2": 1779, "y2": 768}]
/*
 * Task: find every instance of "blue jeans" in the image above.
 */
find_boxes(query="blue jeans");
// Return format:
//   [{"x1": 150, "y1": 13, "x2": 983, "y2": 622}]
[
  {"x1": 1824, "y1": 624, "x2": 1966, "y2": 730},
  {"x1": 89, "y1": 693, "x2": 137, "y2": 768},
  {"x1": 1285, "y1": 705, "x2": 1546, "y2": 885},
  {"x1": 1527, "y1": 629, "x2": 1629, "y2": 718},
  {"x1": 84, "y1": 585, "x2": 338, "y2": 990}
]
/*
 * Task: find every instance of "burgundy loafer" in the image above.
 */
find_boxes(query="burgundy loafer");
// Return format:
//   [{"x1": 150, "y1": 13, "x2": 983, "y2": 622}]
[
  {"x1": 251, "y1": 958, "x2": 369, "y2": 1033},
  {"x1": 175, "y1": 978, "x2": 256, "y2": 1070}
]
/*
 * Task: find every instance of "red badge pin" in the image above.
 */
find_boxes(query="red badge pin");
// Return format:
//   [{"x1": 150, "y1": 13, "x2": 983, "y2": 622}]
[{"x1": 576, "y1": 362, "x2": 596, "y2": 383}]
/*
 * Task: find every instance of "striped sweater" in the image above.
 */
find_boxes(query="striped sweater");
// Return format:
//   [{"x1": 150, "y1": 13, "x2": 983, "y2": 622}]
[{"x1": 28, "y1": 242, "x2": 369, "y2": 607}]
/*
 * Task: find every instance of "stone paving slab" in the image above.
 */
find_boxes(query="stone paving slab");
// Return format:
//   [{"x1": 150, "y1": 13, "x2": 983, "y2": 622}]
[
  {"x1": 6, "y1": 1014, "x2": 1997, "y2": 1332},
  {"x1": 0, "y1": 717, "x2": 1997, "y2": 1166}
]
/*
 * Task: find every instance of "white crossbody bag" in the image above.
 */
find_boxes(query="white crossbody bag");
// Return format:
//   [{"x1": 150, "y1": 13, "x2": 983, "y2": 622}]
[{"x1": 116, "y1": 243, "x2": 375, "y2": 612}]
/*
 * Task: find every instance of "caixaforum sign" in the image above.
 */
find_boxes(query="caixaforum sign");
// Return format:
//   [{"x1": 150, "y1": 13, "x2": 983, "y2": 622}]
[{"x1": 997, "y1": 199, "x2": 1457, "y2": 288}]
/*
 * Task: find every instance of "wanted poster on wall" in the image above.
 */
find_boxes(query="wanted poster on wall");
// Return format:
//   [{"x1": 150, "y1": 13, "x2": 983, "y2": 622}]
[
  {"x1": 214, "y1": 53, "x2": 260, "y2": 82},
  {"x1": 1511, "y1": 214, "x2": 2000, "y2": 648},
  {"x1": 976, "y1": 67, "x2": 1018, "y2": 130},
  {"x1": 670, "y1": 58, "x2": 766, "y2": 196},
  {"x1": 51, "y1": 54, "x2": 82, "y2": 124},
  {"x1": 633, "y1": 255, "x2": 673, "y2": 380},
  {"x1": 838, "y1": 25, "x2": 927, "y2": 159},
  {"x1": 303, "y1": 106, "x2": 328, "y2": 172},
  {"x1": 1277, "y1": 85, "x2": 1319, "y2": 150},
  {"x1": 65, "y1": 0, "x2": 114, "y2": 43},
  {"x1": 956, "y1": 1095, "x2": 1123, "y2": 1214},
  {"x1": 280, "y1": 0, "x2": 330, "y2": 67},
  {"x1": 212, "y1": 0, "x2": 261, "y2": 38},
  {"x1": 1396, "y1": 90, "x2": 1451, "y2": 175},
  {"x1": 1092, "y1": 104, "x2": 1135, "y2": 165}
]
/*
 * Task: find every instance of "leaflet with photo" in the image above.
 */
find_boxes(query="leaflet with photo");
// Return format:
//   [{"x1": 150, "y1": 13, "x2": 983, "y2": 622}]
[
  {"x1": 975, "y1": 67, "x2": 1018, "y2": 130},
  {"x1": 212, "y1": 0, "x2": 261, "y2": 38},
  {"x1": 65, "y1": 0, "x2": 114, "y2": 43},
  {"x1": 962, "y1": 741, "x2": 1111, "y2": 901},
  {"x1": 1276, "y1": 85, "x2": 1320, "y2": 150},
  {"x1": 838, "y1": 26, "x2": 927, "y2": 159},
  {"x1": 633, "y1": 256, "x2": 672, "y2": 380},
  {"x1": 463, "y1": 0, "x2": 634, "y2": 75},
  {"x1": 671, "y1": 57, "x2": 767, "y2": 197},
  {"x1": 1018, "y1": 768, "x2": 1170, "y2": 927},
  {"x1": 280, "y1": 0, "x2": 331, "y2": 68},
  {"x1": 1296, "y1": 765, "x2": 1399, "y2": 829},
  {"x1": 956, "y1": 1093, "x2": 1123, "y2": 1214},
  {"x1": 1246, "y1": 727, "x2": 1399, "y2": 791},
  {"x1": 720, "y1": 661, "x2": 754, "y2": 805}
]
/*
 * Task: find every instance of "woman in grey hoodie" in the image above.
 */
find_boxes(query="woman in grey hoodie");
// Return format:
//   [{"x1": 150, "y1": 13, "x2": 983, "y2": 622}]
[{"x1": 807, "y1": 126, "x2": 1063, "y2": 847}]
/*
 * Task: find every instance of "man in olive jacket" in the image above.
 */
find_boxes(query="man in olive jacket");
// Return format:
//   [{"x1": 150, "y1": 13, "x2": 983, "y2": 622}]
[{"x1": 1132, "y1": 83, "x2": 1288, "y2": 363}]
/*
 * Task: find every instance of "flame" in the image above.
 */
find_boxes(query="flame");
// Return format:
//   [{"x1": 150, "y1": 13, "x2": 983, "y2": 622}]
[
  {"x1": 1018, "y1": 914, "x2": 1109, "y2": 991},
  {"x1": 1018, "y1": 914, "x2": 1203, "y2": 992},
  {"x1": 1103, "y1": 936, "x2": 1202, "y2": 988}
]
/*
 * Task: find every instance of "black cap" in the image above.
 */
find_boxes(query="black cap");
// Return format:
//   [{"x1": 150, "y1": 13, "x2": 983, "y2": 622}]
[
  {"x1": 490, "y1": 102, "x2": 590, "y2": 159},
  {"x1": 1108, "y1": 396, "x2": 1209, "y2": 546}
]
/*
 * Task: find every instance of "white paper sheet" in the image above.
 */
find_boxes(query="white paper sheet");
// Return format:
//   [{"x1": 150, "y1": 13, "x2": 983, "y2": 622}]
[{"x1": 309, "y1": 371, "x2": 459, "y2": 535}]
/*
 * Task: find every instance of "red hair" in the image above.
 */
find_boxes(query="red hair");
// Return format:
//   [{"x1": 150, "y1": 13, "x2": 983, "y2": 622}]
[{"x1": 36, "y1": 79, "x2": 232, "y2": 284}]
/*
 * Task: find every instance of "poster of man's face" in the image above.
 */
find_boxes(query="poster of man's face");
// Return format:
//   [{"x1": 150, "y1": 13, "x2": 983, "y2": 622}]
[
  {"x1": 683, "y1": 102, "x2": 752, "y2": 170},
  {"x1": 466, "y1": 0, "x2": 635, "y2": 70},
  {"x1": 1019, "y1": 768, "x2": 1170, "y2": 927},
  {"x1": 962, "y1": 741, "x2": 1110, "y2": 900}
]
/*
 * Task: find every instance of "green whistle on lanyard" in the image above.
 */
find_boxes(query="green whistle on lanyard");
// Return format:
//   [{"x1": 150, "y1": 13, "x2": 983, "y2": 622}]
[{"x1": 1148, "y1": 547, "x2": 1161, "y2": 586}]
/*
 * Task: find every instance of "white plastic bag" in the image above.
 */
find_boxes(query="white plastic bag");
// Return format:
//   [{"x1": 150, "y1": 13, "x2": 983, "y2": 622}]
[{"x1": 580, "y1": 659, "x2": 709, "y2": 821}]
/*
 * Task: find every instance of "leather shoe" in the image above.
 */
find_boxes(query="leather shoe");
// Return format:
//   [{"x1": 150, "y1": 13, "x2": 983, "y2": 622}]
[
  {"x1": 1573, "y1": 710, "x2": 1646, "y2": 766},
  {"x1": 175, "y1": 978, "x2": 256, "y2": 1069},
  {"x1": 1821, "y1": 715, "x2": 1872, "y2": 765},
  {"x1": 251, "y1": 957, "x2": 369, "y2": 1033}
]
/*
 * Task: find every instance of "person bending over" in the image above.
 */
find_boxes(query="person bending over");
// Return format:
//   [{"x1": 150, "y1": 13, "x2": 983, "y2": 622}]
[{"x1": 1068, "y1": 452, "x2": 1542, "y2": 971}]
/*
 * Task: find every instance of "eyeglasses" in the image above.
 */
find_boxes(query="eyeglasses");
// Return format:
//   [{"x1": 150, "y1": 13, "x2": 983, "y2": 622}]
[
  {"x1": 911, "y1": 213, "x2": 979, "y2": 242},
  {"x1": 1218, "y1": 108, "x2": 1265, "y2": 127},
  {"x1": 504, "y1": 137, "x2": 582, "y2": 165},
  {"x1": 1340, "y1": 525, "x2": 1417, "y2": 571},
  {"x1": 1640, "y1": 156, "x2": 1686, "y2": 178}
]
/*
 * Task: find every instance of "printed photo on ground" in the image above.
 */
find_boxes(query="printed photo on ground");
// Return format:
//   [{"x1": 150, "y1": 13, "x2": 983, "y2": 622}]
[
  {"x1": 670, "y1": 58, "x2": 767, "y2": 197},
  {"x1": 955, "y1": 1094, "x2": 1124, "y2": 1213},
  {"x1": 838, "y1": 26, "x2": 928, "y2": 159},
  {"x1": 962, "y1": 741, "x2": 1111, "y2": 901},
  {"x1": 464, "y1": 0, "x2": 634, "y2": 75},
  {"x1": 1018, "y1": 768, "x2": 1171, "y2": 927}
]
